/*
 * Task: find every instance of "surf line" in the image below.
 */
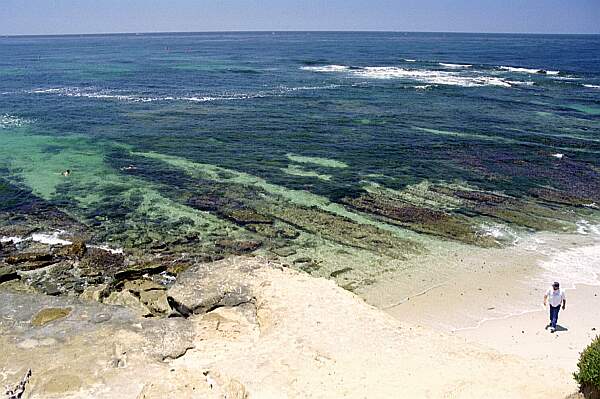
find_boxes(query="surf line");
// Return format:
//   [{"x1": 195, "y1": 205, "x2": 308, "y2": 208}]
[
  {"x1": 450, "y1": 307, "x2": 543, "y2": 332},
  {"x1": 382, "y1": 283, "x2": 446, "y2": 310}
]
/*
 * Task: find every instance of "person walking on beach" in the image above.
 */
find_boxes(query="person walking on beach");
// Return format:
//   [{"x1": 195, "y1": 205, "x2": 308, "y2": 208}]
[{"x1": 543, "y1": 282, "x2": 566, "y2": 333}]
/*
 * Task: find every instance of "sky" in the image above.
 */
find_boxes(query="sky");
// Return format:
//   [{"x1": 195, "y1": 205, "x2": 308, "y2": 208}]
[{"x1": 1, "y1": 0, "x2": 599, "y2": 36}]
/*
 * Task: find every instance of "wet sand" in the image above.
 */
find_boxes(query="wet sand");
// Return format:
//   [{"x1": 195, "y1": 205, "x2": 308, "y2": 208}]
[{"x1": 361, "y1": 231, "x2": 600, "y2": 375}]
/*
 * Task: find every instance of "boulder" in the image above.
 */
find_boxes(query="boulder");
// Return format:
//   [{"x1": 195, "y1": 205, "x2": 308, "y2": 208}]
[
  {"x1": 167, "y1": 258, "x2": 259, "y2": 316},
  {"x1": 139, "y1": 289, "x2": 171, "y2": 315},
  {"x1": 104, "y1": 290, "x2": 153, "y2": 317}
]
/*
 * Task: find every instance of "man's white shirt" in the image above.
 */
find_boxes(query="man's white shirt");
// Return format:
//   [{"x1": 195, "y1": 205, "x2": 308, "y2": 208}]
[{"x1": 547, "y1": 288, "x2": 566, "y2": 307}]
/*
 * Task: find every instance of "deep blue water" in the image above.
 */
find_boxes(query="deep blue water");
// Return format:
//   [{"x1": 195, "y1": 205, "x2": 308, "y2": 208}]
[{"x1": 1, "y1": 32, "x2": 599, "y2": 250}]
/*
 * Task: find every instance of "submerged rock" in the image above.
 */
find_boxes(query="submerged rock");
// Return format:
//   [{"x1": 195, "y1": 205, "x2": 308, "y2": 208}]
[
  {"x1": 6, "y1": 252, "x2": 54, "y2": 265},
  {"x1": 224, "y1": 208, "x2": 273, "y2": 225},
  {"x1": 260, "y1": 202, "x2": 422, "y2": 257},
  {"x1": 530, "y1": 187, "x2": 593, "y2": 207},
  {"x1": 216, "y1": 239, "x2": 262, "y2": 255},
  {"x1": 343, "y1": 192, "x2": 498, "y2": 247},
  {"x1": 245, "y1": 223, "x2": 299, "y2": 240}
]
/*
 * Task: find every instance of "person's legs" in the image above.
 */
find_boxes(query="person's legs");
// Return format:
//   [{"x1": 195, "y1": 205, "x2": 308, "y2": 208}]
[{"x1": 550, "y1": 305, "x2": 560, "y2": 329}]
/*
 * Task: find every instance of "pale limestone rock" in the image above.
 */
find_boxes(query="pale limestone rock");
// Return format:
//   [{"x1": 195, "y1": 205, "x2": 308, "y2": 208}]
[
  {"x1": 79, "y1": 283, "x2": 109, "y2": 302},
  {"x1": 104, "y1": 290, "x2": 152, "y2": 317},
  {"x1": 139, "y1": 288, "x2": 171, "y2": 315}
]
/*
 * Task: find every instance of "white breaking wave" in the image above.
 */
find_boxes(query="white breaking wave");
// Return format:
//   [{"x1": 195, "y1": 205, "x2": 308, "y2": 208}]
[
  {"x1": 353, "y1": 67, "x2": 512, "y2": 87},
  {"x1": 0, "y1": 114, "x2": 33, "y2": 129},
  {"x1": 403, "y1": 59, "x2": 417, "y2": 62},
  {"x1": 29, "y1": 84, "x2": 340, "y2": 104},
  {"x1": 301, "y1": 65, "x2": 350, "y2": 72},
  {"x1": 283, "y1": 84, "x2": 341, "y2": 91},
  {"x1": 439, "y1": 63, "x2": 472, "y2": 69},
  {"x1": 31, "y1": 87, "x2": 159, "y2": 102},
  {"x1": 182, "y1": 94, "x2": 264, "y2": 102},
  {"x1": 31, "y1": 88, "x2": 64, "y2": 94},
  {"x1": 551, "y1": 76, "x2": 581, "y2": 80},
  {"x1": 583, "y1": 84, "x2": 600, "y2": 89},
  {"x1": 1, "y1": 232, "x2": 124, "y2": 254},
  {"x1": 0, "y1": 232, "x2": 71, "y2": 246},
  {"x1": 88, "y1": 244, "x2": 124, "y2": 255},
  {"x1": 506, "y1": 80, "x2": 535, "y2": 86},
  {"x1": 499, "y1": 66, "x2": 560, "y2": 75},
  {"x1": 302, "y1": 64, "x2": 513, "y2": 87},
  {"x1": 30, "y1": 232, "x2": 72, "y2": 246}
]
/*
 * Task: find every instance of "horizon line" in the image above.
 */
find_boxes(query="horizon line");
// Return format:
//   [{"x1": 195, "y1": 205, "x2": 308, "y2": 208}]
[{"x1": 2, "y1": 29, "x2": 600, "y2": 38}]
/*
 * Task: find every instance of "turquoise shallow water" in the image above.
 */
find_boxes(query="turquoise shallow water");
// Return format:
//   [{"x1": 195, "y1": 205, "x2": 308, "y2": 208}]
[{"x1": 1, "y1": 33, "x2": 599, "y2": 274}]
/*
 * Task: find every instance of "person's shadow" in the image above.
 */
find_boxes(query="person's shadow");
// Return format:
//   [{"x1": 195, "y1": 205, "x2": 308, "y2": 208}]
[{"x1": 545, "y1": 323, "x2": 569, "y2": 332}]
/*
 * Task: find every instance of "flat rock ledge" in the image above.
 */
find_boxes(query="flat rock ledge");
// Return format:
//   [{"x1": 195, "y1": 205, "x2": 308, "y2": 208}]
[{"x1": 1, "y1": 256, "x2": 578, "y2": 398}]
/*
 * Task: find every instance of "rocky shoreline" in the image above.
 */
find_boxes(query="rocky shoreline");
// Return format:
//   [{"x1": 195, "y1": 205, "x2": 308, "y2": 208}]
[
  {"x1": 1, "y1": 256, "x2": 580, "y2": 398},
  {"x1": 1, "y1": 170, "x2": 597, "y2": 397}
]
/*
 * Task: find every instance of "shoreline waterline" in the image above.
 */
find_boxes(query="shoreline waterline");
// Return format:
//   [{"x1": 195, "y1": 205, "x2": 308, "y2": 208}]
[{"x1": 365, "y1": 228, "x2": 600, "y2": 373}]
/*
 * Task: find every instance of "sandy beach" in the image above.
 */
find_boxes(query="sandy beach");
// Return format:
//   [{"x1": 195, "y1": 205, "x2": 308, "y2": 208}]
[{"x1": 363, "y1": 230, "x2": 600, "y2": 380}]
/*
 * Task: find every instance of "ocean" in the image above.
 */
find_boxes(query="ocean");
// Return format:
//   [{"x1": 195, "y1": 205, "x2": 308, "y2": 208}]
[{"x1": 1, "y1": 32, "x2": 599, "y2": 286}]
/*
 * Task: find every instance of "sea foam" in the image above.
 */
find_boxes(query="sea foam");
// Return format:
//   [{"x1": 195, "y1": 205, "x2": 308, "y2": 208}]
[
  {"x1": 0, "y1": 114, "x2": 33, "y2": 129},
  {"x1": 1, "y1": 233, "x2": 124, "y2": 254},
  {"x1": 538, "y1": 244, "x2": 600, "y2": 287},
  {"x1": 30, "y1": 232, "x2": 72, "y2": 246},
  {"x1": 353, "y1": 67, "x2": 512, "y2": 87},
  {"x1": 302, "y1": 64, "x2": 513, "y2": 88},
  {"x1": 439, "y1": 63, "x2": 472, "y2": 69},
  {"x1": 29, "y1": 84, "x2": 341, "y2": 104},
  {"x1": 499, "y1": 66, "x2": 559, "y2": 75},
  {"x1": 300, "y1": 65, "x2": 350, "y2": 72}
]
